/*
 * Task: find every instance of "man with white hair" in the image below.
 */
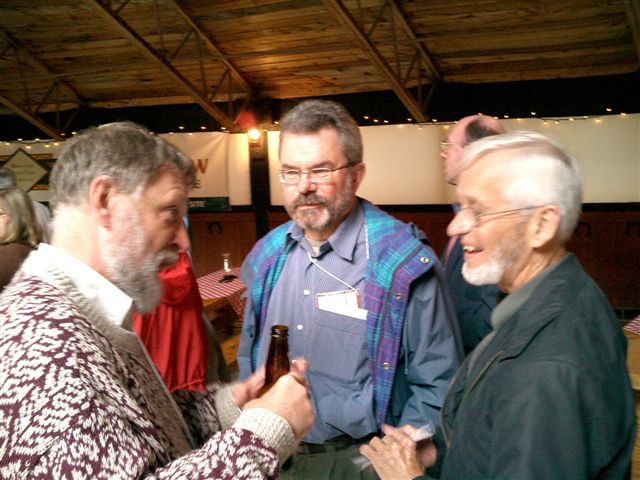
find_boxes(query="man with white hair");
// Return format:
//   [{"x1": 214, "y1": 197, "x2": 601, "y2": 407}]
[
  {"x1": 0, "y1": 122, "x2": 314, "y2": 479},
  {"x1": 360, "y1": 131, "x2": 635, "y2": 479}
]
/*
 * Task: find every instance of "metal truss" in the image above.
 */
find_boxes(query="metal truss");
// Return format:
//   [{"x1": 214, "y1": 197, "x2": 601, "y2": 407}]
[
  {"x1": 84, "y1": 0, "x2": 255, "y2": 132},
  {"x1": 0, "y1": 29, "x2": 81, "y2": 140},
  {"x1": 323, "y1": 0, "x2": 441, "y2": 123}
]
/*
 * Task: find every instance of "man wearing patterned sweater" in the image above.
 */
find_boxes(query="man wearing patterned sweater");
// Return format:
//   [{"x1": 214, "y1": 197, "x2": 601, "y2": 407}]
[{"x1": 0, "y1": 122, "x2": 314, "y2": 479}]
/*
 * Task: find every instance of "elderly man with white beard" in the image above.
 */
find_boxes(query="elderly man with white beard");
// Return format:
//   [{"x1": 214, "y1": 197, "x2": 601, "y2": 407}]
[
  {"x1": 360, "y1": 131, "x2": 635, "y2": 480},
  {"x1": 0, "y1": 122, "x2": 314, "y2": 479}
]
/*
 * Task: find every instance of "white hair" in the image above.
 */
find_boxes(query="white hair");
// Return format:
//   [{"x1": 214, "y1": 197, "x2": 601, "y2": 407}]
[{"x1": 460, "y1": 131, "x2": 583, "y2": 244}]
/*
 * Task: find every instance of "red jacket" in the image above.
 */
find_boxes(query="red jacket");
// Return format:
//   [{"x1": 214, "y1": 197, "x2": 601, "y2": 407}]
[{"x1": 133, "y1": 251, "x2": 208, "y2": 392}]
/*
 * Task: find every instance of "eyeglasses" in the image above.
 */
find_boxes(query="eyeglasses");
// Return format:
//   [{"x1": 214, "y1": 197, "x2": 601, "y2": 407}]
[
  {"x1": 455, "y1": 204, "x2": 544, "y2": 228},
  {"x1": 277, "y1": 163, "x2": 355, "y2": 184},
  {"x1": 440, "y1": 141, "x2": 462, "y2": 152}
]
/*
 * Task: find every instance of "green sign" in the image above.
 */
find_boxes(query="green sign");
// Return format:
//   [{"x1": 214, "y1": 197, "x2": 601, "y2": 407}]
[{"x1": 188, "y1": 197, "x2": 231, "y2": 212}]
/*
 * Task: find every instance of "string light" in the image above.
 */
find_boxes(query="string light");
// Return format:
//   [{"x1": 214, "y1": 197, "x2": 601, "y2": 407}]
[{"x1": 0, "y1": 111, "x2": 632, "y2": 146}]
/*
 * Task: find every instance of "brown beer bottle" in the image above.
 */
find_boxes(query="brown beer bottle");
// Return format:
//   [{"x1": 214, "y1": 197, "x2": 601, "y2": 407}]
[{"x1": 258, "y1": 324, "x2": 290, "y2": 396}]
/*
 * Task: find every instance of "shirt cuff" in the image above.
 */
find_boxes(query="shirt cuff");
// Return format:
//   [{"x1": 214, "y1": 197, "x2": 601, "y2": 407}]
[
  {"x1": 214, "y1": 383, "x2": 242, "y2": 429},
  {"x1": 234, "y1": 407, "x2": 296, "y2": 465}
]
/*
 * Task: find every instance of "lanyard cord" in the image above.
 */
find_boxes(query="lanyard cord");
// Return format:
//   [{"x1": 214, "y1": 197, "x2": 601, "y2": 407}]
[{"x1": 306, "y1": 250, "x2": 359, "y2": 295}]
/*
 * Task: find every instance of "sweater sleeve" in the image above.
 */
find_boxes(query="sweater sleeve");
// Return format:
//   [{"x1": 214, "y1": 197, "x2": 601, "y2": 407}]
[{"x1": 29, "y1": 396, "x2": 286, "y2": 480}]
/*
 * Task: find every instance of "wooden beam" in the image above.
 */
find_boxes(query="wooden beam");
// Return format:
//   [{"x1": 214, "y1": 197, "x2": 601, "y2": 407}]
[
  {"x1": 83, "y1": 0, "x2": 239, "y2": 131},
  {"x1": 166, "y1": 0, "x2": 254, "y2": 95},
  {"x1": 0, "y1": 94, "x2": 63, "y2": 140},
  {"x1": 388, "y1": 0, "x2": 440, "y2": 82},
  {"x1": 322, "y1": 0, "x2": 428, "y2": 122},
  {"x1": 0, "y1": 29, "x2": 83, "y2": 106},
  {"x1": 625, "y1": 0, "x2": 640, "y2": 63}
]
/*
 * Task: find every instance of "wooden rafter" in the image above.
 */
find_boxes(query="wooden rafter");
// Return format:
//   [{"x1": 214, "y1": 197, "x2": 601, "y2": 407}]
[
  {"x1": 626, "y1": 0, "x2": 640, "y2": 63},
  {"x1": 0, "y1": 29, "x2": 81, "y2": 139},
  {"x1": 166, "y1": 0, "x2": 253, "y2": 95},
  {"x1": 0, "y1": 30, "x2": 83, "y2": 106},
  {"x1": 322, "y1": 0, "x2": 429, "y2": 122},
  {"x1": 388, "y1": 0, "x2": 440, "y2": 82},
  {"x1": 83, "y1": 0, "x2": 239, "y2": 131},
  {"x1": 0, "y1": 94, "x2": 63, "y2": 140}
]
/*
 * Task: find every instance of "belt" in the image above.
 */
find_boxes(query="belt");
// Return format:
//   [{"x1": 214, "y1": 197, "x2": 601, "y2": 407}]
[{"x1": 296, "y1": 433, "x2": 377, "y2": 455}]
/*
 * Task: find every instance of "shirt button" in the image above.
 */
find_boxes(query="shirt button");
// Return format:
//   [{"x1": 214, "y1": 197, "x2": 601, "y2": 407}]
[
  {"x1": 394, "y1": 292, "x2": 402, "y2": 300},
  {"x1": 382, "y1": 362, "x2": 390, "y2": 370},
  {"x1": 297, "y1": 324, "x2": 303, "y2": 331},
  {"x1": 420, "y1": 256, "x2": 430, "y2": 264},
  {"x1": 303, "y1": 289, "x2": 311, "y2": 295}
]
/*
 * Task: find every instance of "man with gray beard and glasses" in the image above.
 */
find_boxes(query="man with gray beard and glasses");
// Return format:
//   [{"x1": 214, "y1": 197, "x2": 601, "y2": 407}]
[
  {"x1": 360, "y1": 131, "x2": 635, "y2": 480},
  {"x1": 0, "y1": 121, "x2": 314, "y2": 479},
  {"x1": 238, "y1": 100, "x2": 462, "y2": 479}
]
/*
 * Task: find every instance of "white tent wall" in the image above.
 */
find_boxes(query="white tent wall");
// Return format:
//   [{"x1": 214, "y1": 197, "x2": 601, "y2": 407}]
[{"x1": 1, "y1": 113, "x2": 638, "y2": 206}]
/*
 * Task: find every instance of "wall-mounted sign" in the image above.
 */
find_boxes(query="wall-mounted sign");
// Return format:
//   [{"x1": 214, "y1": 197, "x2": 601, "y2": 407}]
[{"x1": 1, "y1": 149, "x2": 49, "y2": 191}]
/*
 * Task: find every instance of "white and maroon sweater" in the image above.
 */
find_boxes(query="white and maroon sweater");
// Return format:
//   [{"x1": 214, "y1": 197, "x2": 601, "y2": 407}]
[{"x1": 0, "y1": 258, "x2": 294, "y2": 479}]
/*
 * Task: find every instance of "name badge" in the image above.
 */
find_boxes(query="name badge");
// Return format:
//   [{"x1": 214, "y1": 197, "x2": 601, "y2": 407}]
[{"x1": 315, "y1": 289, "x2": 368, "y2": 320}]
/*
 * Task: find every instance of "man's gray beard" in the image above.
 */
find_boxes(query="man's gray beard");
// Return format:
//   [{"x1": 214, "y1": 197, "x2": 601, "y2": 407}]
[
  {"x1": 103, "y1": 209, "x2": 176, "y2": 313},
  {"x1": 285, "y1": 175, "x2": 355, "y2": 233}
]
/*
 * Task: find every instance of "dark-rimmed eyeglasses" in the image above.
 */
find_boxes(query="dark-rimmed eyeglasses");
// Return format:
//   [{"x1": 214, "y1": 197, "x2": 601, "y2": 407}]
[
  {"x1": 455, "y1": 204, "x2": 544, "y2": 227},
  {"x1": 277, "y1": 164, "x2": 355, "y2": 184}
]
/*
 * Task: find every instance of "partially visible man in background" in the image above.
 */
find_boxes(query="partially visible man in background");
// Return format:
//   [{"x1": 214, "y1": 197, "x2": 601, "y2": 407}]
[{"x1": 440, "y1": 115, "x2": 505, "y2": 354}]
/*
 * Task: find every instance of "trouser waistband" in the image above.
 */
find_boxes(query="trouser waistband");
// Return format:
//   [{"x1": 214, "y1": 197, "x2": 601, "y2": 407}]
[{"x1": 296, "y1": 433, "x2": 377, "y2": 455}]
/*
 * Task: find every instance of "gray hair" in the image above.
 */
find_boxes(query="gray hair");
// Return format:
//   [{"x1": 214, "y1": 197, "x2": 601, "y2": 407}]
[
  {"x1": 279, "y1": 100, "x2": 363, "y2": 166},
  {"x1": 50, "y1": 121, "x2": 195, "y2": 211},
  {"x1": 460, "y1": 131, "x2": 583, "y2": 244}
]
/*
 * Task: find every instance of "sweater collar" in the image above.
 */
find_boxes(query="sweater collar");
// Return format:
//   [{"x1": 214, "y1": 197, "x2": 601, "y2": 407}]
[{"x1": 23, "y1": 243, "x2": 133, "y2": 328}]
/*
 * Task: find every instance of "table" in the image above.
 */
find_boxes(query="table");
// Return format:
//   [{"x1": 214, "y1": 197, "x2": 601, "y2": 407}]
[{"x1": 196, "y1": 268, "x2": 246, "y2": 334}]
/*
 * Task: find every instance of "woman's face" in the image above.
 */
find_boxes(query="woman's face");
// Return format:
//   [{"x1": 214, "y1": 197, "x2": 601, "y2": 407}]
[{"x1": 0, "y1": 199, "x2": 15, "y2": 243}]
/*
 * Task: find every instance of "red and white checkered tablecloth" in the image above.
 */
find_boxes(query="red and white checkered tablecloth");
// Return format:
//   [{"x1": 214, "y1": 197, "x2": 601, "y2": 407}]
[
  {"x1": 624, "y1": 315, "x2": 640, "y2": 335},
  {"x1": 196, "y1": 268, "x2": 246, "y2": 316}
]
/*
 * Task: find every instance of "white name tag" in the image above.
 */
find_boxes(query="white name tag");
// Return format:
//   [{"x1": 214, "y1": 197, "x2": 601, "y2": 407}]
[{"x1": 316, "y1": 289, "x2": 368, "y2": 320}]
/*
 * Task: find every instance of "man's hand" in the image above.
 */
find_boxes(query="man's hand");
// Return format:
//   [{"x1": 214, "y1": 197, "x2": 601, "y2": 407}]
[
  {"x1": 359, "y1": 424, "x2": 436, "y2": 480},
  {"x1": 242, "y1": 357, "x2": 314, "y2": 440},
  {"x1": 232, "y1": 366, "x2": 265, "y2": 408}
]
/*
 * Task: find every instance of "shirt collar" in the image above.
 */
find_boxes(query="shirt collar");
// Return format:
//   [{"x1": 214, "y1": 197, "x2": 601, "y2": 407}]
[
  {"x1": 25, "y1": 243, "x2": 133, "y2": 328},
  {"x1": 491, "y1": 253, "x2": 569, "y2": 331},
  {"x1": 288, "y1": 199, "x2": 364, "y2": 262}
]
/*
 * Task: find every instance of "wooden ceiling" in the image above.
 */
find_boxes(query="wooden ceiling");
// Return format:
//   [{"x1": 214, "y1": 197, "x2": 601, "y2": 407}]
[{"x1": 1, "y1": 0, "x2": 639, "y2": 139}]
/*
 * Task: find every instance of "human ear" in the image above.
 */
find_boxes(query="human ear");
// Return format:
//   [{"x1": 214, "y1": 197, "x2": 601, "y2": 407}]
[
  {"x1": 529, "y1": 205, "x2": 561, "y2": 248},
  {"x1": 352, "y1": 162, "x2": 366, "y2": 190},
  {"x1": 88, "y1": 175, "x2": 115, "y2": 229}
]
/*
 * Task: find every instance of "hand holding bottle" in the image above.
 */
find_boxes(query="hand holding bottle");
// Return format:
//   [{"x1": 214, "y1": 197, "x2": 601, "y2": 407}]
[{"x1": 243, "y1": 357, "x2": 313, "y2": 441}]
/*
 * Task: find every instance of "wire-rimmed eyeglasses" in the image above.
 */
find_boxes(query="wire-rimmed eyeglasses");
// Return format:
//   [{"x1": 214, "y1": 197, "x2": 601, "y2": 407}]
[
  {"x1": 440, "y1": 141, "x2": 463, "y2": 152},
  {"x1": 455, "y1": 204, "x2": 544, "y2": 228},
  {"x1": 277, "y1": 163, "x2": 355, "y2": 184}
]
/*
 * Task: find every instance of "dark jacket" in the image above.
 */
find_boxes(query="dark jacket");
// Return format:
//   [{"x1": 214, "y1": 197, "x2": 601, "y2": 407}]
[
  {"x1": 442, "y1": 237, "x2": 498, "y2": 354},
  {"x1": 436, "y1": 254, "x2": 635, "y2": 479}
]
